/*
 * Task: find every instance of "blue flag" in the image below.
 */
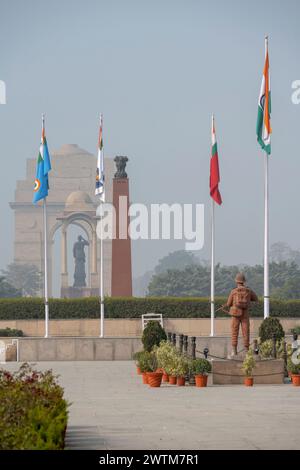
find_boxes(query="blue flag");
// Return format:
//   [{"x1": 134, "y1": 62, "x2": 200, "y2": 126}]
[{"x1": 33, "y1": 120, "x2": 52, "y2": 204}]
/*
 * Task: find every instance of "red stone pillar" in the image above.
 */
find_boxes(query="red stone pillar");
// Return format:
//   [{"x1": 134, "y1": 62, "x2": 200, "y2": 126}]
[{"x1": 111, "y1": 157, "x2": 132, "y2": 297}]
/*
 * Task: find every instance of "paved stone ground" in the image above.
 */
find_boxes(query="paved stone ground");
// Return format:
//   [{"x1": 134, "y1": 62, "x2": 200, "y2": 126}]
[{"x1": 4, "y1": 361, "x2": 300, "y2": 450}]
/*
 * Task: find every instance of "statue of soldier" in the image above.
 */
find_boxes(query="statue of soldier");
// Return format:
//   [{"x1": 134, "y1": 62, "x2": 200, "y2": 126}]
[
  {"x1": 226, "y1": 273, "x2": 258, "y2": 357},
  {"x1": 73, "y1": 235, "x2": 89, "y2": 288}
]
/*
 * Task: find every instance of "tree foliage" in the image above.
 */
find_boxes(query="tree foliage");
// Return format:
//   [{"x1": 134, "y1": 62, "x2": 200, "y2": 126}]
[
  {"x1": 147, "y1": 261, "x2": 300, "y2": 299},
  {"x1": 1, "y1": 263, "x2": 42, "y2": 297},
  {"x1": 0, "y1": 276, "x2": 21, "y2": 298}
]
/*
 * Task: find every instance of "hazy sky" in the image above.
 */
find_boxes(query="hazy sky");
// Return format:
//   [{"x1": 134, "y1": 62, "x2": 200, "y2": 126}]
[{"x1": 0, "y1": 0, "x2": 300, "y2": 280}]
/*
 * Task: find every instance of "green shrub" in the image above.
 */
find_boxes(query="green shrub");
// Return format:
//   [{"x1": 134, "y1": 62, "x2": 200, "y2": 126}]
[
  {"x1": 242, "y1": 349, "x2": 256, "y2": 377},
  {"x1": 138, "y1": 351, "x2": 158, "y2": 373},
  {"x1": 191, "y1": 358, "x2": 211, "y2": 376},
  {"x1": 0, "y1": 363, "x2": 69, "y2": 450},
  {"x1": 142, "y1": 321, "x2": 167, "y2": 352},
  {"x1": 291, "y1": 326, "x2": 300, "y2": 335},
  {"x1": 0, "y1": 327, "x2": 24, "y2": 337},
  {"x1": 287, "y1": 356, "x2": 300, "y2": 375},
  {"x1": 154, "y1": 340, "x2": 177, "y2": 371},
  {"x1": 259, "y1": 317, "x2": 285, "y2": 342},
  {"x1": 1, "y1": 296, "x2": 300, "y2": 320}
]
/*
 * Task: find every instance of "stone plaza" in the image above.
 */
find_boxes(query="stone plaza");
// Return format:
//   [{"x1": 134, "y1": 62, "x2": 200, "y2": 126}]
[{"x1": 4, "y1": 361, "x2": 300, "y2": 450}]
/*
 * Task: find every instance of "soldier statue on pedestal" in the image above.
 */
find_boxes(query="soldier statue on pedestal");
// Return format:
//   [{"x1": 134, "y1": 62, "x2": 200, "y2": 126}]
[
  {"x1": 226, "y1": 273, "x2": 258, "y2": 357},
  {"x1": 73, "y1": 235, "x2": 89, "y2": 287}
]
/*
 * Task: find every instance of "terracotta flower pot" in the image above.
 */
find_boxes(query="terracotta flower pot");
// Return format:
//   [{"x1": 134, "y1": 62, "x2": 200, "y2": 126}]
[
  {"x1": 291, "y1": 374, "x2": 300, "y2": 386},
  {"x1": 147, "y1": 372, "x2": 163, "y2": 388},
  {"x1": 244, "y1": 377, "x2": 254, "y2": 387},
  {"x1": 195, "y1": 374, "x2": 208, "y2": 387},
  {"x1": 162, "y1": 373, "x2": 169, "y2": 383},
  {"x1": 177, "y1": 376, "x2": 186, "y2": 386},
  {"x1": 137, "y1": 366, "x2": 141, "y2": 375},
  {"x1": 142, "y1": 372, "x2": 148, "y2": 384},
  {"x1": 169, "y1": 376, "x2": 177, "y2": 385}
]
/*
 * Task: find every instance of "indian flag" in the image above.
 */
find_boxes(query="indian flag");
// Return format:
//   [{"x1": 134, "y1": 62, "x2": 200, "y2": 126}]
[
  {"x1": 95, "y1": 114, "x2": 105, "y2": 201},
  {"x1": 256, "y1": 37, "x2": 272, "y2": 155},
  {"x1": 210, "y1": 114, "x2": 222, "y2": 205}
]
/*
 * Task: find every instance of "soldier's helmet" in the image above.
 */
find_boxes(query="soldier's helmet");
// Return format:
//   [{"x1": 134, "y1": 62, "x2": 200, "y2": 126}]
[{"x1": 235, "y1": 272, "x2": 246, "y2": 284}]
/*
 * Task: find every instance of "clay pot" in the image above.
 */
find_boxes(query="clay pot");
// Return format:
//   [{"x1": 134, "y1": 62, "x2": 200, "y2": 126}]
[
  {"x1": 147, "y1": 372, "x2": 163, "y2": 388},
  {"x1": 142, "y1": 372, "x2": 148, "y2": 384},
  {"x1": 137, "y1": 366, "x2": 141, "y2": 375},
  {"x1": 291, "y1": 374, "x2": 300, "y2": 386},
  {"x1": 177, "y1": 376, "x2": 186, "y2": 386},
  {"x1": 169, "y1": 376, "x2": 177, "y2": 385},
  {"x1": 244, "y1": 377, "x2": 254, "y2": 387},
  {"x1": 162, "y1": 373, "x2": 169, "y2": 383},
  {"x1": 195, "y1": 374, "x2": 208, "y2": 387}
]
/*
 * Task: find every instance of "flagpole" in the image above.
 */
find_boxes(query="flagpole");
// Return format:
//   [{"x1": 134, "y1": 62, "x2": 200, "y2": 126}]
[
  {"x1": 263, "y1": 151, "x2": 269, "y2": 318},
  {"x1": 263, "y1": 35, "x2": 270, "y2": 319},
  {"x1": 99, "y1": 114, "x2": 105, "y2": 338},
  {"x1": 210, "y1": 198, "x2": 215, "y2": 336},
  {"x1": 100, "y1": 215, "x2": 104, "y2": 338},
  {"x1": 43, "y1": 196, "x2": 49, "y2": 338}
]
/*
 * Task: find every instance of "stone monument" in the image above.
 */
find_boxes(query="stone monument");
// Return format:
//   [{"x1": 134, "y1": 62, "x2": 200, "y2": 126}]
[{"x1": 73, "y1": 235, "x2": 89, "y2": 287}]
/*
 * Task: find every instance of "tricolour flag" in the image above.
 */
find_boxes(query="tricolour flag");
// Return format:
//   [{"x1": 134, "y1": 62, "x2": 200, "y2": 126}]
[
  {"x1": 95, "y1": 115, "x2": 105, "y2": 201},
  {"x1": 256, "y1": 37, "x2": 272, "y2": 154},
  {"x1": 33, "y1": 116, "x2": 51, "y2": 204},
  {"x1": 210, "y1": 115, "x2": 222, "y2": 205}
]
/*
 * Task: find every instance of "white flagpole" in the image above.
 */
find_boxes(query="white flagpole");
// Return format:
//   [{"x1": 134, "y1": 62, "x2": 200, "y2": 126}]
[
  {"x1": 100, "y1": 221, "x2": 104, "y2": 338},
  {"x1": 99, "y1": 114, "x2": 105, "y2": 338},
  {"x1": 264, "y1": 152, "x2": 269, "y2": 318},
  {"x1": 263, "y1": 36, "x2": 270, "y2": 319},
  {"x1": 42, "y1": 115, "x2": 49, "y2": 337},
  {"x1": 210, "y1": 198, "x2": 215, "y2": 336}
]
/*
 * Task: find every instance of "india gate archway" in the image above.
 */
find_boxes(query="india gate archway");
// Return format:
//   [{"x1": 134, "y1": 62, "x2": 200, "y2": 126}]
[{"x1": 10, "y1": 144, "x2": 132, "y2": 298}]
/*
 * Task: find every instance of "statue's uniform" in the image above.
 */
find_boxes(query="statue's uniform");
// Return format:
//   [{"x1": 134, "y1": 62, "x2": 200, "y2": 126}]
[{"x1": 226, "y1": 287, "x2": 258, "y2": 350}]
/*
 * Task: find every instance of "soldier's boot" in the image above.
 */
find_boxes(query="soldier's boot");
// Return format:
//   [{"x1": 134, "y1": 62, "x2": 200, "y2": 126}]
[{"x1": 229, "y1": 346, "x2": 237, "y2": 358}]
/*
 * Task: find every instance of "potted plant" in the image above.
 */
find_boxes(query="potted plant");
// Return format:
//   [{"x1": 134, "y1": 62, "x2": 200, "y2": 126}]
[
  {"x1": 155, "y1": 341, "x2": 177, "y2": 383},
  {"x1": 142, "y1": 321, "x2": 167, "y2": 352},
  {"x1": 162, "y1": 347, "x2": 180, "y2": 385},
  {"x1": 168, "y1": 355, "x2": 189, "y2": 386},
  {"x1": 287, "y1": 357, "x2": 300, "y2": 386},
  {"x1": 143, "y1": 351, "x2": 163, "y2": 388},
  {"x1": 191, "y1": 358, "x2": 211, "y2": 387},
  {"x1": 138, "y1": 351, "x2": 152, "y2": 384},
  {"x1": 133, "y1": 350, "x2": 144, "y2": 375},
  {"x1": 241, "y1": 349, "x2": 256, "y2": 386}
]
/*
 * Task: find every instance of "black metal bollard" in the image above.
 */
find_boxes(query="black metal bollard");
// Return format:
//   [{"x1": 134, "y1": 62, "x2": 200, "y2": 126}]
[
  {"x1": 203, "y1": 347, "x2": 209, "y2": 359},
  {"x1": 283, "y1": 340, "x2": 288, "y2": 377},
  {"x1": 191, "y1": 337, "x2": 196, "y2": 360},
  {"x1": 179, "y1": 334, "x2": 184, "y2": 354},
  {"x1": 189, "y1": 337, "x2": 197, "y2": 386},
  {"x1": 172, "y1": 333, "x2": 177, "y2": 347},
  {"x1": 167, "y1": 332, "x2": 172, "y2": 342},
  {"x1": 272, "y1": 333, "x2": 277, "y2": 359},
  {"x1": 183, "y1": 335, "x2": 188, "y2": 355},
  {"x1": 253, "y1": 339, "x2": 259, "y2": 355}
]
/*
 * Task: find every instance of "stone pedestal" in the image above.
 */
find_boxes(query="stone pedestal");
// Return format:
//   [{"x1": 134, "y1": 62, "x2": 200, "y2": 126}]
[
  {"x1": 212, "y1": 359, "x2": 284, "y2": 385},
  {"x1": 111, "y1": 176, "x2": 132, "y2": 297},
  {"x1": 61, "y1": 287, "x2": 99, "y2": 298}
]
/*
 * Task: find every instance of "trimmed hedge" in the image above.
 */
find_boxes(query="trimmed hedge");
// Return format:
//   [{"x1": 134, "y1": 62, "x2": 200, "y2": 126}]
[{"x1": 0, "y1": 296, "x2": 300, "y2": 319}]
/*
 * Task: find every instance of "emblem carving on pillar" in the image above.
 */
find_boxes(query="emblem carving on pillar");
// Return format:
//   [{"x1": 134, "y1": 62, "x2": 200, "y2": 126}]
[{"x1": 114, "y1": 156, "x2": 128, "y2": 179}]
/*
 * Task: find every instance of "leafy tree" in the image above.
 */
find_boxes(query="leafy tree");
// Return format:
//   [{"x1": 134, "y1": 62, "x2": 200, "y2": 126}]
[
  {"x1": 0, "y1": 277, "x2": 21, "y2": 298},
  {"x1": 154, "y1": 250, "x2": 197, "y2": 275},
  {"x1": 1, "y1": 263, "x2": 42, "y2": 297},
  {"x1": 147, "y1": 261, "x2": 300, "y2": 299}
]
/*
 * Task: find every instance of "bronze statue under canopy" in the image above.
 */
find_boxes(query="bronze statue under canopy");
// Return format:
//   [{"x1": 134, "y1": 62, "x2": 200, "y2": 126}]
[{"x1": 73, "y1": 235, "x2": 89, "y2": 287}]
